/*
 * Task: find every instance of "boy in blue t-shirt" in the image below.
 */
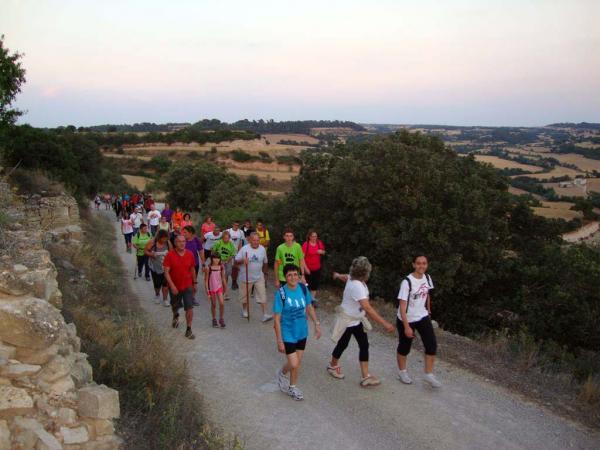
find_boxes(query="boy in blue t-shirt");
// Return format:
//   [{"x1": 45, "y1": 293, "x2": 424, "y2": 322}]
[{"x1": 273, "y1": 264, "x2": 321, "y2": 401}]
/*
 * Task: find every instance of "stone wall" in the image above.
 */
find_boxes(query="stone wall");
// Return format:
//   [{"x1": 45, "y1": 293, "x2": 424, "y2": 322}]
[{"x1": 0, "y1": 182, "x2": 122, "y2": 450}]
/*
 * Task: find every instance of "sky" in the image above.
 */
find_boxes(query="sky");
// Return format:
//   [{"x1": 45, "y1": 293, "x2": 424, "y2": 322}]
[{"x1": 2, "y1": 0, "x2": 599, "y2": 127}]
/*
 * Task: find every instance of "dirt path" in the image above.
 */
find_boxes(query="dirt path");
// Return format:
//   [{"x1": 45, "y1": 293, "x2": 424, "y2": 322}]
[{"x1": 101, "y1": 209, "x2": 600, "y2": 450}]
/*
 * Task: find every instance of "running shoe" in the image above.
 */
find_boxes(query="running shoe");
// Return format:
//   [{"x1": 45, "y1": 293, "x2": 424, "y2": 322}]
[
  {"x1": 232, "y1": 281, "x2": 239, "y2": 290},
  {"x1": 219, "y1": 318, "x2": 226, "y2": 328},
  {"x1": 261, "y1": 313, "x2": 274, "y2": 323},
  {"x1": 360, "y1": 375, "x2": 381, "y2": 387},
  {"x1": 185, "y1": 328, "x2": 195, "y2": 340},
  {"x1": 397, "y1": 370, "x2": 413, "y2": 385},
  {"x1": 212, "y1": 319, "x2": 219, "y2": 328},
  {"x1": 163, "y1": 299, "x2": 170, "y2": 307},
  {"x1": 327, "y1": 364, "x2": 345, "y2": 379},
  {"x1": 224, "y1": 293, "x2": 230, "y2": 301},
  {"x1": 137, "y1": 272, "x2": 142, "y2": 278},
  {"x1": 241, "y1": 309, "x2": 248, "y2": 318},
  {"x1": 154, "y1": 294, "x2": 161, "y2": 305},
  {"x1": 193, "y1": 299, "x2": 200, "y2": 306},
  {"x1": 145, "y1": 276, "x2": 151, "y2": 281},
  {"x1": 423, "y1": 373, "x2": 442, "y2": 388},
  {"x1": 287, "y1": 385, "x2": 304, "y2": 401},
  {"x1": 277, "y1": 368, "x2": 290, "y2": 392}
]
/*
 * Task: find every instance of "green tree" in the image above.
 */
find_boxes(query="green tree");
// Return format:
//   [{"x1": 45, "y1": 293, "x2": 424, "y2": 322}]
[{"x1": 0, "y1": 35, "x2": 26, "y2": 127}]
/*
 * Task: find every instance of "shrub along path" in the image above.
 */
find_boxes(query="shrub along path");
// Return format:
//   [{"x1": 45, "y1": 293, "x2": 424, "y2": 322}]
[{"x1": 100, "y1": 209, "x2": 599, "y2": 450}]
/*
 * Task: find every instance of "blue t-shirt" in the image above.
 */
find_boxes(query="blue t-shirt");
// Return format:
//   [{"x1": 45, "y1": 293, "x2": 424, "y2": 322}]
[{"x1": 273, "y1": 284, "x2": 312, "y2": 344}]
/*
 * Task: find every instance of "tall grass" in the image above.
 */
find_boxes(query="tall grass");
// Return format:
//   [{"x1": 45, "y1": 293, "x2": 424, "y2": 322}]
[{"x1": 51, "y1": 211, "x2": 240, "y2": 449}]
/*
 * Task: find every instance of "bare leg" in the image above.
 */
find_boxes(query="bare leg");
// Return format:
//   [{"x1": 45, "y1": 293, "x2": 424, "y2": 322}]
[
  {"x1": 425, "y1": 355, "x2": 435, "y2": 374},
  {"x1": 210, "y1": 297, "x2": 216, "y2": 320},
  {"x1": 218, "y1": 293, "x2": 224, "y2": 319},
  {"x1": 397, "y1": 353, "x2": 407, "y2": 371},
  {"x1": 185, "y1": 309, "x2": 193, "y2": 327},
  {"x1": 283, "y1": 350, "x2": 304, "y2": 386},
  {"x1": 359, "y1": 361, "x2": 369, "y2": 379}
]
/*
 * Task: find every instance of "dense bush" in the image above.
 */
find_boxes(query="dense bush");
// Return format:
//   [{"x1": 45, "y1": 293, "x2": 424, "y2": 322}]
[{"x1": 265, "y1": 130, "x2": 600, "y2": 357}]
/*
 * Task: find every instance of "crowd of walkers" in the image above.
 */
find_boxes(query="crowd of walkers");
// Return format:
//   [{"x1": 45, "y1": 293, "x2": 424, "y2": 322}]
[{"x1": 99, "y1": 192, "x2": 442, "y2": 402}]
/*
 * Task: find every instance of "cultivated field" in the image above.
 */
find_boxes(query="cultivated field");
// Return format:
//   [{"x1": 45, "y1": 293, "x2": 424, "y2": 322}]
[
  {"x1": 546, "y1": 153, "x2": 600, "y2": 173},
  {"x1": 531, "y1": 201, "x2": 582, "y2": 220},
  {"x1": 524, "y1": 167, "x2": 585, "y2": 180},
  {"x1": 123, "y1": 174, "x2": 152, "y2": 190},
  {"x1": 542, "y1": 182, "x2": 587, "y2": 198},
  {"x1": 474, "y1": 155, "x2": 544, "y2": 172}
]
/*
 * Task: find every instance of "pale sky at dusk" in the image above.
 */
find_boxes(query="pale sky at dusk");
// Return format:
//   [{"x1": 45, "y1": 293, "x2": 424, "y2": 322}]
[{"x1": 2, "y1": 0, "x2": 599, "y2": 127}]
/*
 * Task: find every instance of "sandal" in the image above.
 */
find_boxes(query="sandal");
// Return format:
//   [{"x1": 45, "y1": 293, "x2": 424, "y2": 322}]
[
  {"x1": 360, "y1": 375, "x2": 381, "y2": 387},
  {"x1": 172, "y1": 314, "x2": 179, "y2": 329},
  {"x1": 327, "y1": 364, "x2": 345, "y2": 379}
]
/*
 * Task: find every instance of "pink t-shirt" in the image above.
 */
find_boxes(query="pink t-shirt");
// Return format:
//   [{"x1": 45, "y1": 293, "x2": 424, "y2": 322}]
[
  {"x1": 201, "y1": 222, "x2": 215, "y2": 237},
  {"x1": 121, "y1": 218, "x2": 133, "y2": 234},
  {"x1": 302, "y1": 240, "x2": 325, "y2": 271}
]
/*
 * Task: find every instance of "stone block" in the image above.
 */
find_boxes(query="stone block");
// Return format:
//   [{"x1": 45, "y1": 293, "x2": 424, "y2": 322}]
[
  {"x1": 13, "y1": 417, "x2": 61, "y2": 450},
  {"x1": 0, "y1": 343, "x2": 16, "y2": 361},
  {"x1": 60, "y1": 426, "x2": 89, "y2": 445},
  {"x1": 81, "y1": 435, "x2": 123, "y2": 450},
  {"x1": 57, "y1": 407, "x2": 78, "y2": 425},
  {"x1": 0, "y1": 420, "x2": 10, "y2": 450},
  {"x1": 37, "y1": 355, "x2": 73, "y2": 383},
  {"x1": 15, "y1": 344, "x2": 59, "y2": 365},
  {"x1": 0, "y1": 297, "x2": 65, "y2": 350},
  {"x1": 77, "y1": 385, "x2": 120, "y2": 419},
  {"x1": 71, "y1": 356, "x2": 93, "y2": 388},
  {"x1": 0, "y1": 362, "x2": 41, "y2": 378},
  {"x1": 0, "y1": 386, "x2": 34, "y2": 418}
]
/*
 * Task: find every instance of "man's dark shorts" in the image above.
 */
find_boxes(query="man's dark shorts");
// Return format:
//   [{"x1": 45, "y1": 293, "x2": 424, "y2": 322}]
[{"x1": 170, "y1": 287, "x2": 194, "y2": 311}]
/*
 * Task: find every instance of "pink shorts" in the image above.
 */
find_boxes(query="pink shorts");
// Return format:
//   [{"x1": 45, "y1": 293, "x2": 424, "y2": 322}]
[{"x1": 208, "y1": 287, "x2": 223, "y2": 297}]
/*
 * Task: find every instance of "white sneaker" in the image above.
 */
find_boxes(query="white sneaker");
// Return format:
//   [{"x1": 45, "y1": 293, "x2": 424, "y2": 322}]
[
  {"x1": 241, "y1": 309, "x2": 248, "y2": 318},
  {"x1": 423, "y1": 373, "x2": 442, "y2": 388},
  {"x1": 277, "y1": 368, "x2": 289, "y2": 393},
  {"x1": 163, "y1": 299, "x2": 170, "y2": 307},
  {"x1": 397, "y1": 370, "x2": 413, "y2": 384},
  {"x1": 154, "y1": 295, "x2": 161, "y2": 305},
  {"x1": 287, "y1": 385, "x2": 304, "y2": 401},
  {"x1": 261, "y1": 313, "x2": 273, "y2": 323}
]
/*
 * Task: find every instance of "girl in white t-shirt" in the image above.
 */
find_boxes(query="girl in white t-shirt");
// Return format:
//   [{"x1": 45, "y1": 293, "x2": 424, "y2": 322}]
[
  {"x1": 396, "y1": 255, "x2": 441, "y2": 388},
  {"x1": 328, "y1": 256, "x2": 395, "y2": 387}
]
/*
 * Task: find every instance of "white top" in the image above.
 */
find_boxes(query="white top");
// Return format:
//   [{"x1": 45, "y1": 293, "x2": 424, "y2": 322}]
[
  {"x1": 227, "y1": 228, "x2": 245, "y2": 249},
  {"x1": 203, "y1": 231, "x2": 222, "y2": 250},
  {"x1": 397, "y1": 274, "x2": 434, "y2": 323},
  {"x1": 340, "y1": 279, "x2": 369, "y2": 327},
  {"x1": 130, "y1": 212, "x2": 143, "y2": 228},
  {"x1": 235, "y1": 244, "x2": 268, "y2": 283},
  {"x1": 147, "y1": 210, "x2": 161, "y2": 226}
]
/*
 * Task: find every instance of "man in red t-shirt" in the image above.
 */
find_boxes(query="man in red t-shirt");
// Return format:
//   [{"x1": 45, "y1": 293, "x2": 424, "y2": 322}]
[{"x1": 163, "y1": 234, "x2": 198, "y2": 339}]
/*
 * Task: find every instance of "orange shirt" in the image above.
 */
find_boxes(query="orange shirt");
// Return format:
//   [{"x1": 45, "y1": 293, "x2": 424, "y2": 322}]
[{"x1": 172, "y1": 212, "x2": 184, "y2": 231}]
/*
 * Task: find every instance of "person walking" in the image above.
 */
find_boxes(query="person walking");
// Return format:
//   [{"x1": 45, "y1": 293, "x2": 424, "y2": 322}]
[
  {"x1": 161, "y1": 203, "x2": 173, "y2": 225},
  {"x1": 182, "y1": 225, "x2": 204, "y2": 306},
  {"x1": 226, "y1": 220, "x2": 245, "y2": 290},
  {"x1": 171, "y1": 207, "x2": 184, "y2": 235},
  {"x1": 242, "y1": 219, "x2": 255, "y2": 244},
  {"x1": 328, "y1": 257, "x2": 395, "y2": 387},
  {"x1": 274, "y1": 264, "x2": 321, "y2": 401},
  {"x1": 203, "y1": 225, "x2": 222, "y2": 261},
  {"x1": 120, "y1": 214, "x2": 134, "y2": 253},
  {"x1": 181, "y1": 213, "x2": 193, "y2": 230},
  {"x1": 302, "y1": 230, "x2": 326, "y2": 306},
  {"x1": 201, "y1": 215, "x2": 215, "y2": 239},
  {"x1": 396, "y1": 255, "x2": 441, "y2": 388},
  {"x1": 132, "y1": 223, "x2": 153, "y2": 281},
  {"x1": 256, "y1": 219, "x2": 270, "y2": 249},
  {"x1": 130, "y1": 207, "x2": 143, "y2": 236},
  {"x1": 158, "y1": 215, "x2": 171, "y2": 234},
  {"x1": 145, "y1": 229, "x2": 172, "y2": 306},
  {"x1": 212, "y1": 230, "x2": 237, "y2": 300},
  {"x1": 163, "y1": 235, "x2": 197, "y2": 339},
  {"x1": 204, "y1": 252, "x2": 227, "y2": 328},
  {"x1": 235, "y1": 232, "x2": 273, "y2": 322},
  {"x1": 274, "y1": 229, "x2": 307, "y2": 288},
  {"x1": 147, "y1": 205, "x2": 161, "y2": 236}
]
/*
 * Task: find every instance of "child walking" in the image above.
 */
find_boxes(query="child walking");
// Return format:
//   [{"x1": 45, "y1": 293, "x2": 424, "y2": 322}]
[{"x1": 205, "y1": 252, "x2": 227, "y2": 328}]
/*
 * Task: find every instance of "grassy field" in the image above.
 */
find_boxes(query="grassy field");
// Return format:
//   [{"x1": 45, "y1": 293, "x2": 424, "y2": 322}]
[
  {"x1": 532, "y1": 201, "x2": 582, "y2": 220},
  {"x1": 525, "y1": 166, "x2": 585, "y2": 180},
  {"x1": 474, "y1": 155, "x2": 544, "y2": 172},
  {"x1": 542, "y1": 182, "x2": 587, "y2": 198},
  {"x1": 546, "y1": 153, "x2": 600, "y2": 173},
  {"x1": 123, "y1": 174, "x2": 152, "y2": 190}
]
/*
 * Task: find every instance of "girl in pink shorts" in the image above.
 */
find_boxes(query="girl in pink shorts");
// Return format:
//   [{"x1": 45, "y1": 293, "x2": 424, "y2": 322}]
[{"x1": 205, "y1": 252, "x2": 227, "y2": 328}]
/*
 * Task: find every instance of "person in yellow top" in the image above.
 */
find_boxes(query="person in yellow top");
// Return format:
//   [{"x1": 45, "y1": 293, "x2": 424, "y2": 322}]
[{"x1": 256, "y1": 219, "x2": 270, "y2": 248}]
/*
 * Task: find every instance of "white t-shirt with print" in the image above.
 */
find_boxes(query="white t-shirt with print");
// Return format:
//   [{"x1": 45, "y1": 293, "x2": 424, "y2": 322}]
[
  {"x1": 341, "y1": 279, "x2": 369, "y2": 327},
  {"x1": 203, "y1": 231, "x2": 222, "y2": 250},
  {"x1": 397, "y1": 274, "x2": 434, "y2": 323},
  {"x1": 130, "y1": 212, "x2": 143, "y2": 228},
  {"x1": 227, "y1": 228, "x2": 245, "y2": 249},
  {"x1": 148, "y1": 210, "x2": 161, "y2": 226},
  {"x1": 235, "y1": 244, "x2": 268, "y2": 282}
]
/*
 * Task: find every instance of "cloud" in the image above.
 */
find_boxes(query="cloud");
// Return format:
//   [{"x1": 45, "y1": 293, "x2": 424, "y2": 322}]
[{"x1": 40, "y1": 87, "x2": 60, "y2": 98}]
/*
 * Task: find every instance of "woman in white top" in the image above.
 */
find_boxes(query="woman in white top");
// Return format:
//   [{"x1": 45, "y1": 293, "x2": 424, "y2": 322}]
[
  {"x1": 328, "y1": 256, "x2": 395, "y2": 387},
  {"x1": 396, "y1": 255, "x2": 441, "y2": 388}
]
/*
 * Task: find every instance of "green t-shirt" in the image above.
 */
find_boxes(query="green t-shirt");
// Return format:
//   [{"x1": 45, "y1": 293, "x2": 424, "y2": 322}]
[
  {"x1": 275, "y1": 242, "x2": 304, "y2": 281},
  {"x1": 213, "y1": 240, "x2": 237, "y2": 262},
  {"x1": 132, "y1": 232, "x2": 152, "y2": 256}
]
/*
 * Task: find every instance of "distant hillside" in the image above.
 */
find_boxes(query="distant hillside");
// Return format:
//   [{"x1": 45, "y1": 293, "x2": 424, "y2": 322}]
[
  {"x1": 546, "y1": 122, "x2": 600, "y2": 130},
  {"x1": 86, "y1": 122, "x2": 190, "y2": 132}
]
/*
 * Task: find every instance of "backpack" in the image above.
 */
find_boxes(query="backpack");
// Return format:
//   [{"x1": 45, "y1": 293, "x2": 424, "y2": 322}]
[
  {"x1": 278, "y1": 283, "x2": 308, "y2": 311},
  {"x1": 397, "y1": 274, "x2": 433, "y2": 311}
]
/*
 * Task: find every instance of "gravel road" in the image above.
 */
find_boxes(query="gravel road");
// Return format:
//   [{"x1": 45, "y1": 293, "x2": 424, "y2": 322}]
[{"x1": 105, "y1": 211, "x2": 600, "y2": 450}]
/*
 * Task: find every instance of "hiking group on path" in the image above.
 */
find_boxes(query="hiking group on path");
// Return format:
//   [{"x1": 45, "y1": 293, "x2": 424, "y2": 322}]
[{"x1": 102, "y1": 192, "x2": 442, "y2": 401}]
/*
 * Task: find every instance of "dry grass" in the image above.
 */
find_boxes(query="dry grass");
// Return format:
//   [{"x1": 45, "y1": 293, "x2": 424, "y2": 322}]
[
  {"x1": 526, "y1": 167, "x2": 585, "y2": 180},
  {"x1": 122, "y1": 174, "x2": 152, "y2": 191},
  {"x1": 579, "y1": 377, "x2": 600, "y2": 405},
  {"x1": 228, "y1": 167, "x2": 297, "y2": 181},
  {"x1": 546, "y1": 153, "x2": 600, "y2": 172},
  {"x1": 50, "y1": 212, "x2": 240, "y2": 450},
  {"x1": 532, "y1": 201, "x2": 582, "y2": 220},
  {"x1": 542, "y1": 182, "x2": 587, "y2": 198},
  {"x1": 474, "y1": 155, "x2": 544, "y2": 172}
]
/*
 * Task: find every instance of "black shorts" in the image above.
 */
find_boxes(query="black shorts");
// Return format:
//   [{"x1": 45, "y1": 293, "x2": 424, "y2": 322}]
[
  {"x1": 396, "y1": 316, "x2": 437, "y2": 356},
  {"x1": 284, "y1": 338, "x2": 307, "y2": 355},
  {"x1": 170, "y1": 287, "x2": 195, "y2": 311},
  {"x1": 150, "y1": 271, "x2": 167, "y2": 290},
  {"x1": 204, "y1": 249, "x2": 212, "y2": 260},
  {"x1": 305, "y1": 269, "x2": 321, "y2": 291}
]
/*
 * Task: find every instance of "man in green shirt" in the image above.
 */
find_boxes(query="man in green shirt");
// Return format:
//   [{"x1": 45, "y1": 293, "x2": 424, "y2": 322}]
[
  {"x1": 274, "y1": 228, "x2": 307, "y2": 288},
  {"x1": 132, "y1": 223, "x2": 153, "y2": 280},
  {"x1": 212, "y1": 230, "x2": 237, "y2": 299}
]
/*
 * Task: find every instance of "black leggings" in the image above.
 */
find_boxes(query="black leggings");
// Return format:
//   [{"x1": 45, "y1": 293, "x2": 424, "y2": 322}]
[
  {"x1": 150, "y1": 270, "x2": 166, "y2": 290},
  {"x1": 332, "y1": 323, "x2": 369, "y2": 362},
  {"x1": 397, "y1": 316, "x2": 437, "y2": 356},
  {"x1": 137, "y1": 255, "x2": 150, "y2": 277}
]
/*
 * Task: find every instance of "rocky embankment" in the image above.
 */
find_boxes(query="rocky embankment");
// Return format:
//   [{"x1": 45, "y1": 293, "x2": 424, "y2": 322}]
[{"x1": 0, "y1": 182, "x2": 122, "y2": 450}]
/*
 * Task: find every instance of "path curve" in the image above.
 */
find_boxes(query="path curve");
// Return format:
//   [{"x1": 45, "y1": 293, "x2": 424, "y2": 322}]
[{"x1": 100, "y1": 209, "x2": 600, "y2": 450}]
